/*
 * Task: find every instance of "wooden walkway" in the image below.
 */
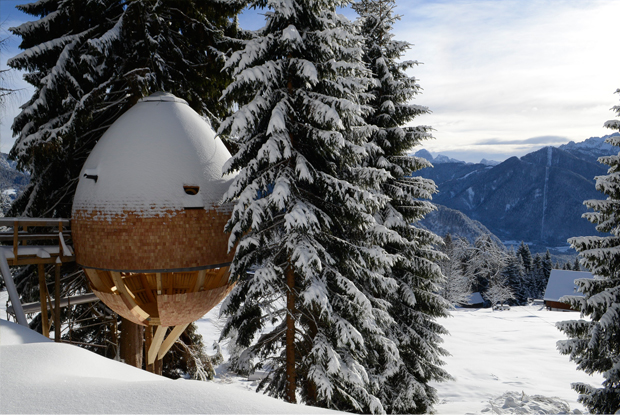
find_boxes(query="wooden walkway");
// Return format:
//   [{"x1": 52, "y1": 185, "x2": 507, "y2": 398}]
[{"x1": 0, "y1": 218, "x2": 82, "y2": 340}]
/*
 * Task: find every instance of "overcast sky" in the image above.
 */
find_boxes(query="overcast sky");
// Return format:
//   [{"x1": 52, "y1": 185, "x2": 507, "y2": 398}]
[{"x1": 1, "y1": 0, "x2": 619, "y2": 162}]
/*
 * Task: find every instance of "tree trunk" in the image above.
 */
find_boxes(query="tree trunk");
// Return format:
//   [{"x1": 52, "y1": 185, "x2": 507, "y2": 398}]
[
  {"x1": 306, "y1": 318, "x2": 318, "y2": 404},
  {"x1": 120, "y1": 317, "x2": 143, "y2": 368},
  {"x1": 285, "y1": 267, "x2": 297, "y2": 403}
]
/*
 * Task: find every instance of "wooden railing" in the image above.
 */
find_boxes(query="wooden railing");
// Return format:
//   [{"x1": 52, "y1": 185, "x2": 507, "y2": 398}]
[{"x1": 0, "y1": 217, "x2": 76, "y2": 339}]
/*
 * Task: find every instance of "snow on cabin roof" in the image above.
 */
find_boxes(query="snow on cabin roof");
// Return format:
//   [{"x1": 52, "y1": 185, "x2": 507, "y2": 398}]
[
  {"x1": 72, "y1": 92, "x2": 235, "y2": 218},
  {"x1": 543, "y1": 270, "x2": 594, "y2": 302},
  {"x1": 467, "y1": 292, "x2": 484, "y2": 305}
]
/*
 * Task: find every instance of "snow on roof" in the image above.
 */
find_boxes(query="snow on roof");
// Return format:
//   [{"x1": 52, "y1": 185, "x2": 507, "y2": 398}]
[
  {"x1": 72, "y1": 92, "x2": 235, "y2": 219},
  {"x1": 467, "y1": 292, "x2": 484, "y2": 305},
  {"x1": 543, "y1": 270, "x2": 594, "y2": 302}
]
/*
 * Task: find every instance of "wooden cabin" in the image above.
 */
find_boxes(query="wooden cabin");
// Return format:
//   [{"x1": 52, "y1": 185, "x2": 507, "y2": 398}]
[{"x1": 543, "y1": 269, "x2": 593, "y2": 311}]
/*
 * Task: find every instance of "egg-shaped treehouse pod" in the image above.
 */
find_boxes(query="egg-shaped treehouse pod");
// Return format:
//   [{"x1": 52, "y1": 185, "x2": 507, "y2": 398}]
[{"x1": 72, "y1": 92, "x2": 235, "y2": 363}]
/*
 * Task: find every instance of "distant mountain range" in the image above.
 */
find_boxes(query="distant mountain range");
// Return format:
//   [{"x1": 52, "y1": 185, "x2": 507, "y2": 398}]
[{"x1": 413, "y1": 133, "x2": 619, "y2": 251}]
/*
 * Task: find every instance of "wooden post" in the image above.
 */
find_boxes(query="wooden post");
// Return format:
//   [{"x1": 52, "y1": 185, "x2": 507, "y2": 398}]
[
  {"x1": 285, "y1": 267, "x2": 296, "y2": 404},
  {"x1": 154, "y1": 353, "x2": 163, "y2": 375},
  {"x1": 12, "y1": 221, "x2": 18, "y2": 266},
  {"x1": 145, "y1": 326, "x2": 154, "y2": 373},
  {"x1": 38, "y1": 264, "x2": 49, "y2": 337},
  {"x1": 157, "y1": 323, "x2": 189, "y2": 360},
  {"x1": 148, "y1": 326, "x2": 166, "y2": 366},
  {"x1": 120, "y1": 317, "x2": 143, "y2": 368},
  {"x1": 54, "y1": 264, "x2": 61, "y2": 342}
]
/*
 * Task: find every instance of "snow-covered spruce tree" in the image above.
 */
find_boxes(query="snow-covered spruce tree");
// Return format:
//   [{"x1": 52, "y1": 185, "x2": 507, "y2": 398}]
[
  {"x1": 352, "y1": 0, "x2": 451, "y2": 411},
  {"x1": 516, "y1": 241, "x2": 533, "y2": 277},
  {"x1": 7, "y1": 0, "x2": 242, "y2": 367},
  {"x1": 501, "y1": 251, "x2": 526, "y2": 304},
  {"x1": 218, "y1": 1, "x2": 401, "y2": 412},
  {"x1": 557, "y1": 90, "x2": 620, "y2": 414}
]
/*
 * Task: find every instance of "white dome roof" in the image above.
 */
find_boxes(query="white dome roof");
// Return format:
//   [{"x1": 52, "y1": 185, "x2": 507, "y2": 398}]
[{"x1": 72, "y1": 92, "x2": 234, "y2": 218}]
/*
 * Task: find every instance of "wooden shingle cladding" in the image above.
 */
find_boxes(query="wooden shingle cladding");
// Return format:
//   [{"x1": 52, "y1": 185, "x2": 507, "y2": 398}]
[{"x1": 73, "y1": 207, "x2": 233, "y2": 271}]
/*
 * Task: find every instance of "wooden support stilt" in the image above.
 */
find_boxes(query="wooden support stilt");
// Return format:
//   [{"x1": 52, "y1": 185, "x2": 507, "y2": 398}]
[
  {"x1": 120, "y1": 317, "x2": 143, "y2": 368},
  {"x1": 12, "y1": 221, "x2": 18, "y2": 266},
  {"x1": 145, "y1": 325, "x2": 154, "y2": 373},
  {"x1": 158, "y1": 323, "x2": 189, "y2": 360},
  {"x1": 148, "y1": 326, "x2": 167, "y2": 365},
  {"x1": 38, "y1": 264, "x2": 49, "y2": 338},
  {"x1": 54, "y1": 263, "x2": 61, "y2": 342}
]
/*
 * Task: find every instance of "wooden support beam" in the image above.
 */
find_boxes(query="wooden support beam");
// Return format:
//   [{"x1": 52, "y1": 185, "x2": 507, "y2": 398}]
[
  {"x1": 38, "y1": 264, "x2": 49, "y2": 338},
  {"x1": 194, "y1": 269, "x2": 206, "y2": 292},
  {"x1": 156, "y1": 273, "x2": 162, "y2": 295},
  {"x1": 139, "y1": 273, "x2": 156, "y2": 304},
  {"x1": 58, "y1": 222, "x2": 63, "y2": 256},
  {"x1": 12, "y1": 221, "x2": 18, "y2": 266},
  {"x1": 54, "y1": 264, "x2": 61, "y2": 342},
  {"x1": 110, "y1": 271, "x2": 150, "y2": 323},
  {"x1": 0, "y1": 232, "x2": 72, "y2": 242},
  {"x1": 84, "y1": 268, "x2": 105, "y2": 292},
  {"x1": 8, "y1": 256, "x2": 76, "y2": 266},
  {"x1": 148, "y1": 326, "x2": 167, "y2": 365},
  {"x1": 158, "y1": 323, "x2": 189, "y2": 361}
]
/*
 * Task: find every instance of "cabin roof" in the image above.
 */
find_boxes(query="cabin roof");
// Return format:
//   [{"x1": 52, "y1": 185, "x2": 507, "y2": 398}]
[
  {"x1": 72, "y1": 92, "x2": 234, "y2": 218},
  {"x1": 543, "y1": 270, "x2": 594, "y2": 302}
]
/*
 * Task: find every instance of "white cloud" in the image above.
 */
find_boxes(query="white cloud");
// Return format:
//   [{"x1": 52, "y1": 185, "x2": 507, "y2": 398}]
[
  {"x1": 395, "y1": 0, "x2": 620, "y2": 160},
  {"x1": 1, "y1": 0, "x2": 619, "y2": 161}
]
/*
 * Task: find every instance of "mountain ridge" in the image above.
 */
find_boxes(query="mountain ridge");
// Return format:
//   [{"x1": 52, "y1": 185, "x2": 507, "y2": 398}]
[{"x1": 413, "y1": 133, "x2": 619, "y2": 251}]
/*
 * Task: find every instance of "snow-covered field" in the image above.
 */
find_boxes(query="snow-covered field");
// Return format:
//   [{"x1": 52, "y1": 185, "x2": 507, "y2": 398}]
[{"x1": 0, "y1": 289, "x2": 604, "y2": 414}]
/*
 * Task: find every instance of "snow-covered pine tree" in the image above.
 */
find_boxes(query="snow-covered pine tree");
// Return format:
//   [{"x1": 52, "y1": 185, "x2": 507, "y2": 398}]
[
  {"x1": 516, "y1": 241, "x2": 533, "y2": 276},
  {"x1": 218, "y1": 0, "x2": 400, "y2": 412},
  {"x1": 501, "y1": 251, "x2": 526, "y2": 304},
  {"x1": 557, "y1": 89, "x2": 620, "y2": 414},
  {"x1": 351, "y1": 0, "x2": 451, "y2": 411},
  {"x1": 540, "y1": 250, "x2": 552, "y2": 296},
  {"x1": 530, "y1": 254, "x2": 545, "y2": 299}
]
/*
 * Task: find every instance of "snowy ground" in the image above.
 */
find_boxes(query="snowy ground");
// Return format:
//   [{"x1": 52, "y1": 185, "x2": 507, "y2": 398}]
[
  {"x1": 1, "y1": 289, "x2": 605, "y2": 414},
  {"x1": 428, "y1": 305, "x2": 602, "y2": 414}
]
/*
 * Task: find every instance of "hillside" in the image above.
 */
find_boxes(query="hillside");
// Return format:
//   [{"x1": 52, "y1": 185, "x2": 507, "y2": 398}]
[{"x1": 419, "y1": 204, "x2": 503, "y2": 245}]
